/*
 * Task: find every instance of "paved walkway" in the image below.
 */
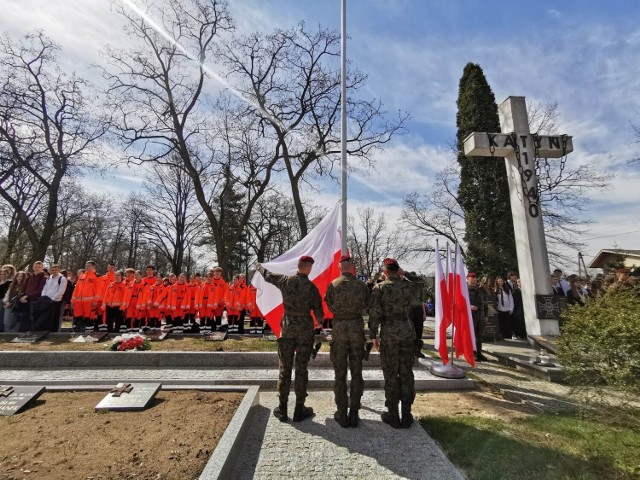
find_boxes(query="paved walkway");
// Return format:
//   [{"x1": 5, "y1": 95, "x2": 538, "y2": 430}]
[{"x1": 237, "y1": 391, "x2": 465, "y2": 480}]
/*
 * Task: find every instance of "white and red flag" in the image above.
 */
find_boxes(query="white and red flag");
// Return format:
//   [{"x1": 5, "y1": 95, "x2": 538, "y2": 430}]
[
  {"x1": 251, "y1": 203, "x2": 342, "y2": 337},
  {"x1": 433, "y1": 240, "x2": 453, "y2": 363},
  {"x1": 452, "y1": 243, "x2": 476, "y2": 367}
]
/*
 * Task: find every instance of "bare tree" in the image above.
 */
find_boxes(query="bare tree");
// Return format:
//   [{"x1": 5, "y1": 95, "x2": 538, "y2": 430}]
[
  {"x1": 103, "y1": 0, "x2": 284, "y2": 273},
  {"x1": 348, "y1": 207, "x2": 416, "y2": 278},
  {"x1": 218, "y1": 23, "x2": 408, "y2": 236},
  {"x1": 0, "y1": 31, "x2": 108, "y2": 265}
]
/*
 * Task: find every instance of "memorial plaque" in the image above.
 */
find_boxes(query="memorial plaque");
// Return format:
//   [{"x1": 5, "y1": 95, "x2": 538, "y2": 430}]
[
  {"x1": 88, "y1": 331, "x2": 108, "y2": 342},
  {"x1": 149, "y1": 331, "x2": 168, "y2": 342},
  {"x1": 204, "y1": 331, "x2": 227, "y2": 341},
  {"x1": 10, "y1": 331, "x2": 49, "y2": 343},
  {"x1": 95, "y1": 383, "x2": 161, "y2": 412},
  {"x1": 0, "y1": 386, "x2": 45, "y2": 416},
  {"x1": 481, "y1": 295, "x2": 502, "y2": 342}
]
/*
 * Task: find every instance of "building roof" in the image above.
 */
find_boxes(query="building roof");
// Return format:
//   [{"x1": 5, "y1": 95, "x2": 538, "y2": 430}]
[{"x1": 588, "y1": 249, "x2": 640, "y2": 269}]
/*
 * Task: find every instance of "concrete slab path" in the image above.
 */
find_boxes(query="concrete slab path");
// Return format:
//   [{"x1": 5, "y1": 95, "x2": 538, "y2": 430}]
[{"x1": 236, "y1": 391, "x2": 465, "y2": 480}]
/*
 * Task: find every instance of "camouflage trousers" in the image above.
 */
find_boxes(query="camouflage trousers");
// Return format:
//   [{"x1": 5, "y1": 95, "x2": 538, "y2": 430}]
[
  {"x1": 277, "y1": 315, "x2": 314, "y2": 406},
  {"x1": 379, "y1": 318, "x2": 416, "y2": 408},
  {"x1": 330, "y1": 318, "x2": 365, "y2": 411}
]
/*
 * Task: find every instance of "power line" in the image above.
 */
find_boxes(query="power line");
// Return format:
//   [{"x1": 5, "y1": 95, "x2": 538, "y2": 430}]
[{"x1": 582, "y1": 228, "x2": 640, "y2": 241}]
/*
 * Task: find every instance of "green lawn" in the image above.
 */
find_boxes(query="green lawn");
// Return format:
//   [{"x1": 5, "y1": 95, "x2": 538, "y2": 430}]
[{"x1": 421, "y1": 412, "x2": 640, "y2": 479}]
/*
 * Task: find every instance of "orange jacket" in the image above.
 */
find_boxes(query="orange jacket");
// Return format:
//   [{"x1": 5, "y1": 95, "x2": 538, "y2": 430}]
[
  {"x1": 225, "y1": 285, "x2": 238, "y2": 315},
  {"x1": 71, "y1": 270, "x2": 101, "y2": 304},
  {"x1": 103, "y1": 280, "x2": 127, "y2": 307},
  {"x1": 247, "y1": 285, "x2": 260, "y2": 316},
  {"x1": 122, "y1": 280, "x2": 145, "y2": 311},
  {"x1": 100, "y1": 271, "x2": 116, "y2": 297},
  {"x1": 232, "y1": 281, "x2": 250, "y2": 310},
  {"x1": 182, "y1": 282, "x2": 198, "y2": 313},
  {"x1": 197, "y1": 281, "x2": 216, "y2": 310},
  {"x1": 168, "y1": 282, "x2": 188, "y2": 312},
  {"x1": 142, "y1": 276, "x2": 156, "y2": 287},
  {"x1": 144, "y1": 282, "x2": 165, "y2": 317},
  {"x1": 210, "y1": 277, "x2": 228, "y2": 308}
]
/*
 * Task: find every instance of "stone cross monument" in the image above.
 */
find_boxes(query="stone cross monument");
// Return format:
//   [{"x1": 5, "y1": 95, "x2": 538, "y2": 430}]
[{"x1": 463, "y1": 96, "x2": 573, "y2": 336}]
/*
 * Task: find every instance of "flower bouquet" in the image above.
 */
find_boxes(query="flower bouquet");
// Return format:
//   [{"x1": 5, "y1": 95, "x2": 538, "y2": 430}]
[{"x1": 109, "y1": 334, "x2": 151, "y2": 351}]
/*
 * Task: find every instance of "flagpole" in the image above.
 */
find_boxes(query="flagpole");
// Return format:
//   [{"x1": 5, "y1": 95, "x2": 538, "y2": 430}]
[
  {"x1": 340, "y1": 0, "x2": 348, "y2": 254},
  {"x1": 430, "y1": 241, "x2": 466, "y2": 379},
  {"x1": 450, "y1": 243, "x2": 457, "y2": 366}
]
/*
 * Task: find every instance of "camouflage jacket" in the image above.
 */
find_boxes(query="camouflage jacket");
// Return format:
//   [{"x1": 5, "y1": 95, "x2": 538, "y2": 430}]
[
  {"x1": 258, "y1": 266, "x2": 324, "y2": 322},
  {"x1": 325, "y1": 272, "x2": 371, "y2": 317},
  {"x1": 368, "y1": 273, "x2": 413, "y2": 338},
  {"x1": 403, "y1": 272, "x2": 425, "y2": 306}
]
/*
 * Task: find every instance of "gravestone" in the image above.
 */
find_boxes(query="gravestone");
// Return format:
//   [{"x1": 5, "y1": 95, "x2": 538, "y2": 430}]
[
  {"x1": 482, "y1": 294, "x2": 502, "y2": 342},
  {"x1": 204, "y1": 331, "x2": 227, "y2": 341},
  {"x1": 95, "y1": 383, "x2": 161, "y2": 411},
  {"x1": 0, "y1": 386, "x2": 45, "y2": 416},
  {"x1": 463, "y1": 96, "x2": 574, "y2": 336},
  {"x1": 10, "y1": 331, "x2": 49, "y2": 343}
]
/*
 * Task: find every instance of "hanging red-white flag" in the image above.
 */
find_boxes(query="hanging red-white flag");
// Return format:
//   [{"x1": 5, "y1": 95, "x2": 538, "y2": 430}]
[
  {"x1": 452, "y1": 243, "x2": 476, "y2": 367},
  {"x1": 251, "y1": 203, "x2": 342, "y2": 337},
  {"x1": 433, "y1": 239, "x2": 453, "y2": 364}
]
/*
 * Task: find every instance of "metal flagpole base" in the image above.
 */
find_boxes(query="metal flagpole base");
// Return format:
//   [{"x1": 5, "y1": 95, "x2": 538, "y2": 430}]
[{"x1": 430, "y1": 364, "x2": 466, "y2": 379}]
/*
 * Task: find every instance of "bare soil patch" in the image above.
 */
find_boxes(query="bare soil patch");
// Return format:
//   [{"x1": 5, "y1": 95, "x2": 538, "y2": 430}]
[{"x1": 0, "y1": 390, "x2": 244, "y2": 480}]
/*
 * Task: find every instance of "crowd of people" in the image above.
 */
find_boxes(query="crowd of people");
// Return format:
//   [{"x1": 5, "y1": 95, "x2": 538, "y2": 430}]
[{"x1": 0, "y1": 261, "x2": 267, "y2": 335}]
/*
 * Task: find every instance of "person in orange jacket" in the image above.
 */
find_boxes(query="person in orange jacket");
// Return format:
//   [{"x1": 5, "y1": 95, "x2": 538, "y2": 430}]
[
  {"x1": 167, "y1": 273, "x2": 188, "y2": 334},
  {"x1": 224, "y1": 275, "x2": 239, "y2": 333},
  {"x1": 143, "y1": 265, "x2": 156, "y2": 287},
  {"x1": 210, "y1": 267, "x2": 228, "y2": 331},
  {"x1": 247, "y1": 282, "x2": 264, "y2": 334},
  {"x1": 197, "y1": 271, "x2": 216, "y2": 334},
  {"x1": 121, "y1": 270, "x2": 146, "y2": 332},
  {"x1": 97, "y1": 262, "x2": 117, "y2": 331},
  {"x1": 124, "y1": 268, "x2": 135, "y2": 286},
  {"x1": 144, "y1": 273, "x2": 165, "y2": 333},
  {"x1": 102, "y1": 271, "x2": 126, "y2": 333},
  {"x1": 183, "y1": 274, "x2": 199, "y2": 333},
  {"x1": 233, "y1": 274, "x2": 250, "y2": 334},
  {"x1": 71, "y1": 260, "x2": 102, "y2": 333}
]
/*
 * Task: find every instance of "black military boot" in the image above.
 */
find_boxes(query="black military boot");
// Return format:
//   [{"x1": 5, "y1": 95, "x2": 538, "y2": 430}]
[
  {"x1": 334, "y1": 409, "x2": 349, "y2": 428},
  {"x1": 348, "y1": 408, "x2": 360, "y2": 428},
  {"x1": 400, "y1": 401, "x2": 413, "y2": 428},
  {"x1": 293, "y1": 404, "x2": 314, "y2": 422},
  {"x1": 381, "y1": 406, "x2": 401, "y2": 429},
  {"x1": 273, "y1": 403, "x2": 288, "y2": 422}
]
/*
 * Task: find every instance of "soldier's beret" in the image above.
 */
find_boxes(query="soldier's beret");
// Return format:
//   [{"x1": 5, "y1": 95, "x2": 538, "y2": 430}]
[
  {"x1": 467, "y1": 272, "x2": 476, "y2": 278},
  {"x1": 339, "y1": 255, "x2": 352, "y2": 263},
  {"x1": 383, "y1": 258, "x2": 399, "y2": 268},
  {"x1": 299, "y1": 255, "x2": 315, "y2": 264}
]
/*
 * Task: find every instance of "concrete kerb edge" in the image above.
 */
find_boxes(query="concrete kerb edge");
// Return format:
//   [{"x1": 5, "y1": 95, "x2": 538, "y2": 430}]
[{"x1": 199, "y1": 385, "x2": 260, "y2": 480}]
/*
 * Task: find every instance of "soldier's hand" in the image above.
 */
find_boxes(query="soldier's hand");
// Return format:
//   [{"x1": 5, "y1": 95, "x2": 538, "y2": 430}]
[{"x1": 471, "y1": 305, "x2": 478, "y2": 311}]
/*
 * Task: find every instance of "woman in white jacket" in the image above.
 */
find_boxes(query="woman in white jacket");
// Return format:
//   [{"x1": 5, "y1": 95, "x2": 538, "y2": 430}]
[{"x1": 495, "y1": 276, "x2": 515, "y2": 339}]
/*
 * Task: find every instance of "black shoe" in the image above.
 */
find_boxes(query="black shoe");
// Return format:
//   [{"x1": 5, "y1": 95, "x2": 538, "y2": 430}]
[
  {"x1": 475, "y1": 353, "x2": 488, "y2": 362},
  {"x1": 381, "y1": 411, "x2": 401, "y2": 429},
  {"x1": 334, "y1": 410, "x2": 349, "y2": 428},
  {"x1": 273, "y1": 405, "x2": 288, "y2": 422},
  {"x1": 416, "y1": 351, "x2": 426, "y2": 359},
  {"x1": 348, "y1": 408, "x2": 359, "y2": 428},
  {"x1": 293, "y1": 405, "x2": 314, "y2": 422},
  {"x1": 401, "y1": 405, "x2": 414, "y2": 429}
]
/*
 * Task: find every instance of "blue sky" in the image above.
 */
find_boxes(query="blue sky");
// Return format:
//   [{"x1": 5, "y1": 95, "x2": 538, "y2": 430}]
[{"x1": 2, "y1": 0, "x2": 640, "y2": 271}]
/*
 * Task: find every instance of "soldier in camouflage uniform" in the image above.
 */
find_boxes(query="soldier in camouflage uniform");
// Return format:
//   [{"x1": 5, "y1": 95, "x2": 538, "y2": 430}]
[
  {"x1": 256, "y1": 256, "x2": 324, "y2": 422},
  {"x1": 369, "y1": 258, "x2": 416, "y2": 429},
  {"x1": 324, "y1": 254, "x2": 371, "y2": 428}
]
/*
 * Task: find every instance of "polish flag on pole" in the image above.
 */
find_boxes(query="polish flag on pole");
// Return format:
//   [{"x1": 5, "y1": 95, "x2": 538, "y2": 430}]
[
  {"x1": 433, "y1": 240, "x2": 453, "y2": 364},
  {"x1": 452, "y1": 243, "x2": 476, "y2": 367},
  {"x1": 251, "y1": 203, "x2": 342, "y2": 337}
]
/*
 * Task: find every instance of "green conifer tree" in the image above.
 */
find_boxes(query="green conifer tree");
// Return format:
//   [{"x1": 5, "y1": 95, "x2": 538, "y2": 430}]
[{"x1": 456, "y1": 63, "x2": 518, "y2": 276}]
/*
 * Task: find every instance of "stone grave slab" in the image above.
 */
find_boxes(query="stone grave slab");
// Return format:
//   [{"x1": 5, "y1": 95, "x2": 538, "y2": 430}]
[
  {"x1": 10, "y1": 331, "x2": 49, "y2": 343},
  {"x1": 204, "y1": 331, "x2": 227, "y2": 341},
  {"x1": 71, "y1": 331, "x2": 108, "y2": 343},
  {"x1": 149, "y1": 331, "x2": 168, "y2": 342},
  {"x1": 95, "y1": 383, "x2": 161, "y2": 412},
  {"x1": 0, "y1": 385, "x2": 45, "y2": 416}
]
